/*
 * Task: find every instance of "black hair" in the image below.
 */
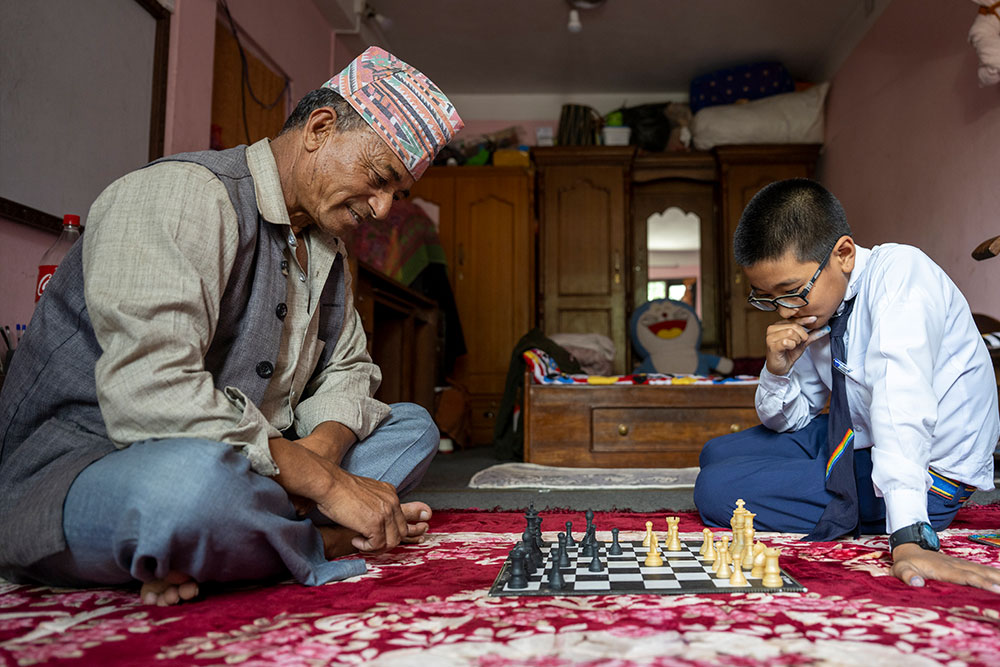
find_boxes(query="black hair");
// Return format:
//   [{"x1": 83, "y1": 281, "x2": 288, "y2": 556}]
[
  {"x1": 733, "y1": 178, "x2": 852, "y2": 267},
  {"x1": 279, "y1": 88, "x2": 368, "y2": 135}
]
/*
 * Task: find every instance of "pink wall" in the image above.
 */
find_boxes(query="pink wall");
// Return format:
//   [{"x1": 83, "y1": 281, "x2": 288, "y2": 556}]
[
  {"x1": 822, "y1": 0, "x2": 1000, "y2": 317},
  {"x1": 1, "y1": 0, "x2": 339, "y2": 329}
]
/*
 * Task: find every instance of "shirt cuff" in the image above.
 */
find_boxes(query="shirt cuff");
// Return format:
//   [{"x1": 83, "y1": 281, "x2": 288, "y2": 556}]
[
  {"x1": 881, "y1": 487, "x2": 931, "y2": 534},
  {"x1": 295, "y1": 394, "x2": 391, "y2": 442},
  {"x1": 223, "y1": 386, "x2": 281, "y2": 476},
  {"x1": 757, "y1": 365, "x2": 793, "y2": 391}
]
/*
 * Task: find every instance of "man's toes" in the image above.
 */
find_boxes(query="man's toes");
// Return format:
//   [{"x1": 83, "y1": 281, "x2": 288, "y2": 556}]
[
  {"x1": 401, "y1": 501, "x2": 431, "y2": 523},
  {"x1": 159, "y1": 587, "x2": 180, "y2": 606},
  {"x1": 178, "y1": 581, "x2": 199, "y2": 601}
]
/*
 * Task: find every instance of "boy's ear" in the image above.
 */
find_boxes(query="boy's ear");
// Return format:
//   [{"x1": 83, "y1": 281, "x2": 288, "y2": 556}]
[{"x1": 834, "y1": 235, "x2": 856, "y2": 273}]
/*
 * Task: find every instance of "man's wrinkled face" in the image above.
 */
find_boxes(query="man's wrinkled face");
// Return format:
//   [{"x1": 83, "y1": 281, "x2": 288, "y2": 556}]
[{"x1": 301, "y1": 127, "x2": 414, "y2": 237}]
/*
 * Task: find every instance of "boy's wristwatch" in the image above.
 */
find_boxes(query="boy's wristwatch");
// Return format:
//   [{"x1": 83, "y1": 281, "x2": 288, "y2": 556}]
[{"x1": 889, "y1": 522, "x2": 940, "y2": 552}]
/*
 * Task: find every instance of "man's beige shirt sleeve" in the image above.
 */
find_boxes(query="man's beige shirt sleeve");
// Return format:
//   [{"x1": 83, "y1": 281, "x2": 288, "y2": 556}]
[{"x1": 82, "y1": 161, "x2": 279, "y2": 475}]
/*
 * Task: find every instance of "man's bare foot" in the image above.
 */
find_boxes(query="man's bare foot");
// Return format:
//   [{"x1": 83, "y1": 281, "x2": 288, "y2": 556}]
[
  {"x1": 140, "y1": 571, "x2": 199, "y2": 606},
  {"x1": 319, "y1": 501, "x2": 433, "y2": 558}
]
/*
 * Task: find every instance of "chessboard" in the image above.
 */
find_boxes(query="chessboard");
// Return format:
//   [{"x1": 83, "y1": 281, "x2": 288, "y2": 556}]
[{"x1": 489, "y1": 539, "x2": 805, "y2": 597}]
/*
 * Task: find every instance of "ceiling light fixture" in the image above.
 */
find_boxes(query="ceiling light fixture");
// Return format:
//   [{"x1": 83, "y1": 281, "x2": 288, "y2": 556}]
[
  {"x1": 565, "y1": 0, "x2": 605, "y2": 34},
  {"x1": 567, "y1": 9, "x2": 582, "y2": 33}
]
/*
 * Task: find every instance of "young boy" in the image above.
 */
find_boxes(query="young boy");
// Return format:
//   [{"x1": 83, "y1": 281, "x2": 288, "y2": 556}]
[{"x1": 694, "y1": 178, "x2": 1000, "y2": 592}]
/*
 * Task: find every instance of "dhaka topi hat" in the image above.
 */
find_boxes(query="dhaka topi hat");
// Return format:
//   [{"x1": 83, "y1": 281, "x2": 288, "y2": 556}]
[{"x1": 322, "y1": 46, "x2": 463, "y2": 180}]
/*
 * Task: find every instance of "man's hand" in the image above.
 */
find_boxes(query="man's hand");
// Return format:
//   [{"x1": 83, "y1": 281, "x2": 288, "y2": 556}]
[
  {"x1": 765, "y1": 316, "x2": 831, "y2": 376},
  {"x1": 892, "y1": 543, "x2": 1000, "y2": 593},
  {"x1": 269, "y1": 438, "x2": 409, "y2": 553},
  {"x1": 316, "y1": 467, "x2": 410, "y2": 552}
]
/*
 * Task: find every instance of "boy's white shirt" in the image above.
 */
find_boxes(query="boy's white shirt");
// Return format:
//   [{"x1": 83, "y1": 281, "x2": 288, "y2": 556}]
[{"x1": 756, "y1": 244, "x2": 999, "y2": 534}]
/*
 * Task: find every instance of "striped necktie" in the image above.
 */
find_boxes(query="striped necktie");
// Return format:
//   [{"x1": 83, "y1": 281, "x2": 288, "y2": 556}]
[{"x1": 804, "y1": 297, "x2": 859, "y2": 541}]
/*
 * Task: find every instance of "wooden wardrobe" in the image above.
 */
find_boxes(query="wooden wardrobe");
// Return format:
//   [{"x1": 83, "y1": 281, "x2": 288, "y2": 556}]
[{"x1": 408, "y1": 166, "x2": 535, "y2": 445}]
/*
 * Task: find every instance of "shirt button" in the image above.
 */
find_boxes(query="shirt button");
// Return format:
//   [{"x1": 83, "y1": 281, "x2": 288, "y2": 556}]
[
  {"x1": 287, "y1": 233, "x2": 297, "y2": 246},
  {"x1": 275, "y1": 302, "x2": 287, "y2": 320},
  {"x1": 255, "y1": 361, "x2": 274, "y2": 378},
  {"x1": 298, "y1": 272, "x2": 306, "y2": 282}
]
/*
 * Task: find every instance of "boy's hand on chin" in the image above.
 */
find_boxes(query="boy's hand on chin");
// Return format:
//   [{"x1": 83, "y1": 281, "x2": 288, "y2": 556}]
[{"x1": 764, "y1": 316, "x2": 831, "y2": 375}]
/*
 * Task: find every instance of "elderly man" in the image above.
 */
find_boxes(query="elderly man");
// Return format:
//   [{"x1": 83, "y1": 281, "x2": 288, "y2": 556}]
[{"x1": 0, "y1": 48, "x2": 463, "y2": 605}]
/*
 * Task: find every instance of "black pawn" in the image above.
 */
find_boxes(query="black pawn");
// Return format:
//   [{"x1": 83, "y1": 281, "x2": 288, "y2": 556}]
[
  {"x1": 557, "y1": 533, "x2": 571, "y2": 566},
  {"x1": 609, "y1": 527, "x2": 623, "y2": 556},
  {"x1": 547, "y1": 553, "x2": 565, "y2": 590},
  {"x1": 588, "y1": 545, "x2": 604, "y2": 572},
  {"x1": 564, "y1": 521, "x2": 576, "y2": 546},
  {"x1": 581, "y1": 537, "x2": 594, "y2": 559},
  {"x1": 508, "y1": 547, "x2": 528, "y2": 589}
]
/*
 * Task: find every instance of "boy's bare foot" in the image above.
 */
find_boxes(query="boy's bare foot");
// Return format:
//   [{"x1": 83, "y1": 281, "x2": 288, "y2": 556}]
[
  {"x1": 140, "y1": 571, "x2": 199, "y2": 606},
  {"x1": 319, "y1": 501, "x2": 433, "y2": 558}
]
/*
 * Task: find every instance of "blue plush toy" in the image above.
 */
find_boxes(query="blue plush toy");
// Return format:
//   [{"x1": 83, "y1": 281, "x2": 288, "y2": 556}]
[{"x1": 630, "y1": 299, "x2": 734, "y2": 376}]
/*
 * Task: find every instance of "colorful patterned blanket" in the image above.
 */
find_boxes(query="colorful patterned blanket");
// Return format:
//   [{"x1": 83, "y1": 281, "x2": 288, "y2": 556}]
[
  {"x1": 3, "y1": 506, "x2": 1000, "y2": 665},
  {"x1": 524, "y1": 348, "x2": 759, "y2": 386}
]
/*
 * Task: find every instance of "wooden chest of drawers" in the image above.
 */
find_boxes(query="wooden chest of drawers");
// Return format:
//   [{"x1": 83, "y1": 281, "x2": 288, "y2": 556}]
[{"x1": 524, "y1": 380, "x2": 759, "y2": 468}]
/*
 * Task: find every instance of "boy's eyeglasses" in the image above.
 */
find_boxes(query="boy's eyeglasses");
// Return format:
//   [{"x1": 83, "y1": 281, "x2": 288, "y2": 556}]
[{"x1": 747, "y1": 250, "x2": 832, "y2": 312}]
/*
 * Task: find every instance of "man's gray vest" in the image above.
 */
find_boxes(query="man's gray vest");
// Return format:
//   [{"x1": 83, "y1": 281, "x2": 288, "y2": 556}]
[{"x1": 0, "y1": 145, "x2": 346, "y2": 569}]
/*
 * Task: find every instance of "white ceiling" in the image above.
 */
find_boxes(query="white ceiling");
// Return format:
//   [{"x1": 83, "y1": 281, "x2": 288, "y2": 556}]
[{"x1": 319, "y1": 0, "x2": 891, "y2": 99}]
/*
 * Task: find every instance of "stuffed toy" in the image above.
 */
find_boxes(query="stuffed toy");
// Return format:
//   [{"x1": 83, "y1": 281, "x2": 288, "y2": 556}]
[
  {"x1": 630, "y1": 299, "x2": 734, "y2": 376},
  {"x1": 970, "y1": 0, "x2": 1000, "y2": 86}
]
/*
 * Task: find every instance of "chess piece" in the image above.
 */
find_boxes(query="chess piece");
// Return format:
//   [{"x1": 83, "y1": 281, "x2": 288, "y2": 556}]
[
  {"x1": 761, "y1": 547, "x2": 784, "y2": 588},
  {"x1": 644, "y1": 541, "x2": 663, "y2": 567},
  {"x1": 559, "y1": 542, "x2": 571, "y2": 568},
  {"x1": 703, "y1": 536, "x2": 717, "y2": 563},
  {"x1": 715, "y1": 547, "x2": 733, "y2": 579},
  {"x1": 588, "y1": 546, "x2": 604, "y2": 572},
  {"x1": 547, "y1": 551, "x2": 565, "y2": 590},
  {"x1": 564, "y1": 521, "x2": 576, "y2": 546},
  {"x1": 523, "y1": 529, "x2": 542, "y2": 569},
  {"x1": 729, "y1": 558, "x2": 749, "y2": 586},
  {"x1": 699, "y1": 528, "x2": 713, "y2": 557},
  {"x1": 713, "y1": 537, "x2": 729, "y2": 573},
  {"x1": 643, "y1": 520, "x2": 653, "y2": 547},
  {"x1": 741, "y1": 530, "x2": 756, "y2": 569},
  {"x1": 609, "y1": 527, "x2": 623, "y2": 555},
  {"x1": 751, "y1": 543, "x2": 767, "y2": 579},
  {"x1": 665, "y1": 516, "x2": 682, "y2": 551},
  {"x1": 730, "y1": 512, "x2": 745, "y2": 557},
  {"x1": 508, "y1": 547, "x2": 528, "y2": 589}
]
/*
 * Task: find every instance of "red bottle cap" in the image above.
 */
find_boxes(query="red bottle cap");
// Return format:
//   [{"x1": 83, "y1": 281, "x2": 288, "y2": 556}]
[{"x1": 63, "y1": 214, "x2": 81, "y2": 227}]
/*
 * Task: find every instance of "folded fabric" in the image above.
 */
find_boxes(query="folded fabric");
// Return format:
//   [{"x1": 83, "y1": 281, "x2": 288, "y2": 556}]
[{"x1": 522, "y1": 349, "x2": 758, "y2": 386}]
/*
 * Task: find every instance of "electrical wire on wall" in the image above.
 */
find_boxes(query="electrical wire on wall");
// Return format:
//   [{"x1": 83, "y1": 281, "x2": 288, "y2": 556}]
[{"x1": 218, "y1": 0, "x2": 290, "y2": 145}]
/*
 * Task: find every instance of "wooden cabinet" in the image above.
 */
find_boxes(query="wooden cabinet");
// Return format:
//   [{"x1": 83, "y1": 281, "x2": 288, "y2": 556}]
[
  {"x1": 352, "y1": 261, "x2": 438, "y2": 412},
  {"x1": 408, "y1": 167, "x2": 534, "y2": 445},
  {"x1": 534, "y1": 147, "x2": 635, "y2": 374},
  {"x1": 717, "y1": 145, "x2": 822, "y2": 358},
  {"x1": 525, "y1": 382, "x2": 759, "y2": 468},
  {"x1": 534, "y1": 145, "x2": 820, "y2": 364}
]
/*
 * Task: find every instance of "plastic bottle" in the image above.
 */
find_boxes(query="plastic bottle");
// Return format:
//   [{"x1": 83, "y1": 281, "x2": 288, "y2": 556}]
[{"x1": 35, "y1": 214, "x2": 81, "y2": 302}]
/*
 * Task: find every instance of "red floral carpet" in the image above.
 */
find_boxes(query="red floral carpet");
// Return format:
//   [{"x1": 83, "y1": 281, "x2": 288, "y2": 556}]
[{"x1": 3, "y1": 507, "x2": 1000, "y2": 666}]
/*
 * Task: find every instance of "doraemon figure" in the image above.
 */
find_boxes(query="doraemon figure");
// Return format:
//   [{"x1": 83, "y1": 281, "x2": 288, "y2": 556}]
[{"x1": 630, "y1": 299, "x2": 734, "y2": 376}]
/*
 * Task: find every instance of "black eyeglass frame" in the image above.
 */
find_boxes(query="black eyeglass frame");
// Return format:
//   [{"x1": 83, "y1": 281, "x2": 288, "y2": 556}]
[{"x1": 747, "y1": 249, "x2": 833, "y2": 312}]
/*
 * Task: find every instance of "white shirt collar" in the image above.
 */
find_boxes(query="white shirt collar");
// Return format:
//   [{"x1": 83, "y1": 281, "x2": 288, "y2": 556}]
[{"x1": 836, "y1": 244, "x2": 870, "y2": 315}]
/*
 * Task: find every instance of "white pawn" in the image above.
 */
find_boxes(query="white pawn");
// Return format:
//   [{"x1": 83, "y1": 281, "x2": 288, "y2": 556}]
[{"x1": 700, "y1": 528, "x2": 713, "y2": 557}]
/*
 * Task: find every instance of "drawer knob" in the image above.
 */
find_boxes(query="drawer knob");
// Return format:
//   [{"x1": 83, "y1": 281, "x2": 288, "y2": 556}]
[
  {"x1": 618, "y1": 424, "x2": 629, "y2": 436},
  {"x1": 730, "y1": 423, "x2": 741, "y2": 433}
]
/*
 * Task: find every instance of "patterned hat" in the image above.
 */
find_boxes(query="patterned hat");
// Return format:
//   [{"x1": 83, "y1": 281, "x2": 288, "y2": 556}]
[{"x1": 322, "y1": 47, "x2": 463, "y2": 179}]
